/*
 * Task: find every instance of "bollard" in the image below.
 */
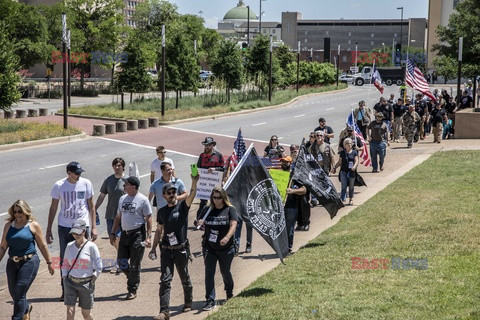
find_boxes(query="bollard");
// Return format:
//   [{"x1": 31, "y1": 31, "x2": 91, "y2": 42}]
[
  {"x1": 93, "y1": 124, "x2": 106, "y2": 136},
  {"x1": 116, "y1": 122, "x2": 127, "y2": 132},
  {"x1": 105, "y1": 123, "x2": 115, "y2": 134},
  {"x1": 148, "y1": 117, "x2": 159, "y2": 127},
  {"x1": 39, "y1": 108, "x2": 49, "y2": 116},
  {"x1": 4, "y1": 110, "x2": 14, "y2": 119},
  {"x1": 28, "y1": 109, "x2": 39, "y2": 117},
  {"x1": 16, "y1": 110, "x2": 27, "y2": 118},
  {"x1": 138, "y1": 118, "x2": 148, "y2": 129},
  {"x1": 127, "y1": 119, "x2": 138, "y2": 131}
]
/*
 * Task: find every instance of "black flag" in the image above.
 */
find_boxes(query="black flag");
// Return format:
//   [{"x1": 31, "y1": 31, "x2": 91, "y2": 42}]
[
  {"x1": 293, "y1": 145, "x2": 344, "y2": 219},
  {"x1": 224, "y1": 145, "x2": 289, "y2": 262}
]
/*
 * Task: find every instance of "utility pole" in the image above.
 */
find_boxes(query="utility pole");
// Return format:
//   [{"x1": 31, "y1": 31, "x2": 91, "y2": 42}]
[
  {"x1": 161, "y1": 25, "x2": 166, "y2": 117},
  {"x1": 336, "y1": 44, "x2": 340, "y2": 87},
  {"x1": 62, "y1": 13, "x2": 67, "y2": 129},
  {"x1": 247, "y1": 6, "x2": 250, "y2": 46},
  {"x1": 296, "y1": 41, "x2": 300, "y2": 92},
  {"x1": 457, "y1": 37, "x2": 463, "y2": 103},
  {"x1": 269, "y1": 35, "x2": 272, "y2": 102},
  {"x1": 67, "y1": 29, "x2": 71, "y2": 107}
]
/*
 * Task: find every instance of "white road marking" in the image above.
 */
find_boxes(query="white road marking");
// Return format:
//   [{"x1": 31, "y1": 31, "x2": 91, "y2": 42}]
[
  {"x1": 39, "y1": 163, "x2": 68, "y2": 170},
  {"x1": 294, "y1": 114, "x2": 305, "y2": 118},
  {"x1": 252, "y1": 122, "x2": 266, "y2": 127},
  {"x1": 0, "y1": 212, "x2": 7, "y2": 217},
  {"x1": 163, "y1": 126, "x2": 270, "y2": 144},
  {"x1": 326, "y1": 108, "x2": 335, "y2": 111},
  {"x1": 98, "y1": 137, "x2": 198, "y2": 158}
]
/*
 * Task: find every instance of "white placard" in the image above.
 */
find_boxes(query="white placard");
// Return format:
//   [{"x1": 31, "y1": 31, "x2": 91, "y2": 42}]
[{"x1": 196, "y1": 168, "x2": 222, "y2": 200}]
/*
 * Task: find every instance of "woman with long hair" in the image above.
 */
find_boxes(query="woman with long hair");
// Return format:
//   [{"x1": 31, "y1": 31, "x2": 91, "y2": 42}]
[
  {"x1": 264, "y1": 135, "x2": 285, "y2": 159},
  {"x1": 197, "y1": 187, "x2": 238, "y2": 311},
  {"x1": 0, "y1": 200, "x2": 54, "y2": 320}
]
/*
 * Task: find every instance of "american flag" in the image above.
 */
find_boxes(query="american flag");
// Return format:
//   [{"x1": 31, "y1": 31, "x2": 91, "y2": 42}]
[
  {"x1": 347, "y1": 112, "x2": 372, "y2": 167},
  {"x1": 405, "y1": 58, "x2": 436, "y2": 102},
  {"x1": 228, "y1": 128, "x2": 246, "y2": 172},
  {"x1": 372, "y1": 65, "x2": 384, "y2": 94}
]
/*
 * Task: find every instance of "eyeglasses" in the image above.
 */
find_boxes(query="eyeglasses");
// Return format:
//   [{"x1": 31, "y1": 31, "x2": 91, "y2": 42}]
[
  {"x1": 157, "y1": 151, "x2": 166, "y2": 154},
  {"x1": 13, "y1": 209, "x2": 23, "y2": 214},
  {"x1": 212, "y1": 196, "x2": 223, "y2": 200},
  {"x1": 165, "y1": 190, "x2": 176, "y2": 196},
  {"x1": 271, "y1": 138, "x2": 278, "y2": 141}
]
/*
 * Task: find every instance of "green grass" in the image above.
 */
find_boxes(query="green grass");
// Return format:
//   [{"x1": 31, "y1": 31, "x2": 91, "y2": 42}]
[
  {"x1": 64, "y1": 85, "x2": 346, "y2": 121},
  {"x1": 0, "y1": 119, "x2": 81, "y2": 145},
  {"x1": 208, "y1": 151, "x2": 480, "y2": 320}
]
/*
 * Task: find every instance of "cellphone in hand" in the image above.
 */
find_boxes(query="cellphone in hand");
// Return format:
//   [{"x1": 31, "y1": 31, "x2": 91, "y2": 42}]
[{"x1": 190, "y1": 164, "x2": 198, "y2": 177}]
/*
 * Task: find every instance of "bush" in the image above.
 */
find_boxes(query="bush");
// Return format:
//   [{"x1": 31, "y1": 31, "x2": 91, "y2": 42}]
[
  {"x1": 71, "y1": 89, "x2": 99, "y2": 97},
  {"x1": 0, "y1": 119, "x2": 81, "y2": 145},
  {"x1": 36, "y1": 90, "x2": 62, "y2": 99}
]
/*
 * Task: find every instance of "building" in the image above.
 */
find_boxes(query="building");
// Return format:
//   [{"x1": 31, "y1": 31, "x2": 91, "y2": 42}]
[
  {"x1": 281, "y1": 12, "x2": 426, "y2": 63},
  {"x1": 427, "y1": 0, "x2": 461, "y2": 70}
]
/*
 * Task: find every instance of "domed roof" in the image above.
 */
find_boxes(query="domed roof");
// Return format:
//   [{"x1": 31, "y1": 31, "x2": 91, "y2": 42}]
[{"x1": 224, "y1": 1, "x2": 258, "y2": 21}]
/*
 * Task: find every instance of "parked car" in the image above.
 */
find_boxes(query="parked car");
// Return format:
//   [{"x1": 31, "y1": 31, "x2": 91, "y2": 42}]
[{"x1": 200, "y1": 70, "x2": 213, "y2": 81}]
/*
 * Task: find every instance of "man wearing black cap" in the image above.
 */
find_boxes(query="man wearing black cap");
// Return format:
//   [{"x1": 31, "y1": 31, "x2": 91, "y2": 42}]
[
  {"x1": 196, "y1": 137, "x2": 225, "y2": 221},
  {"x1": 338, "y1": 126, "x2": 363, "y2": 153},
  {"x1": 150, "y1": 174, "x2": 199, "y2": 320},
  {"x1": 110, "y1": 176, "x2": 152, "y2": 300},
  {"x1": 46, "y1": 161, "x2": 96, "y2": 301},
  {"x1": 313, "y1": 118, "x2": 334, "y2": 144}
]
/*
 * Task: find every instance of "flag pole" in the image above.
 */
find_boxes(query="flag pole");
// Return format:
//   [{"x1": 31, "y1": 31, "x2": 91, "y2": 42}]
[
  {"x1": 351, "y1": 107, "x2": 357, "y2": 149},
  {"x1": 223, "y1": 143, "x2": 254, "y2": 189}
]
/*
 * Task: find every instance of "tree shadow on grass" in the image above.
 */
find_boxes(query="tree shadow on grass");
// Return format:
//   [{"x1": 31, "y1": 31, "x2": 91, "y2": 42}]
[{"x1": 237, "y1": 287, "x2": 273, "y2": 298}]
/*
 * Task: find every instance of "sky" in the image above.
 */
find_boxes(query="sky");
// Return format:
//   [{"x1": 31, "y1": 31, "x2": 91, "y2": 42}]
[{"x1": 167, "y1": 0, "x2": 429, "y2": 29}]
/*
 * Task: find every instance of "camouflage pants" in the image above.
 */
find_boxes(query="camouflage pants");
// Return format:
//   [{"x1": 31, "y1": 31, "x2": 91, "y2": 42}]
[
  {"x1": 405, "y1": 126, "x2": 417, "y2": 146},
  {"x1": 432, "y1": 122, "x2": 443, "y2": 143}
]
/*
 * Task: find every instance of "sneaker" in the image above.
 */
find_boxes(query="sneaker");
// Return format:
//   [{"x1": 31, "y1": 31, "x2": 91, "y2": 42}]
[
  {"x1": 153, "y1": 312, "x2": 170, "y2": 320},
  {"x1": 380, "y1": 166, "x2": 384, "y2": 171},
  {"x1": 372, "y1": 170, "x2": 378, "y2": 173},
  {"x1": 203, "y1": 300, "x2": 216, "y2": 311},
  {"x1": 125, "y1": 291, "x2": 137, "y2": 300},
  {"x1": 295, "y1": 225, "x2": 303, "y2": 231},
  {"x1": 226, "y1": 294, "x2": 233, "y2": 301},
  {"x1": 303, "y1": 225, "x2": 310, "y2": 231},
  {"x1": 182, "y1": 303, "x2": 192, "y2": 312},
  {"x1": 245, "y1": 242, "x2": 252, "y2": 253},
  {"x1": 310, "y1": 199, "x2": 318, "y2": 206}
]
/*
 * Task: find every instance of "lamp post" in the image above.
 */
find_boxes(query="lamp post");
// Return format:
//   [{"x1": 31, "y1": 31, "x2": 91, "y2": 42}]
[
  {"x1": 336, "y1": 44, "x2": 340, "y2": 87},
  {"x1": 354, "y1": 42, "x2": 358, "y2": 73},
  {"x1": 397, "y1": 7, "x2": 403, "y2": 55},
  {"x1": 161, "y1": 24, "x2": 166, "y2": 117},
  {"x1": 247, "y1": 5, "x2": 250, "y2": 46},
  {"x1": 67, "y1": 29, "x2": 71, "y2": 108},
  {"x1": 259, "y1": 0, "x2": 266, "y2": 35},
  {"x1": 457, "y1": 36, "x2": 463, "y2": 103},
  {"x1": 62, "y1": 13, "x2": 67, "y2": 129},
  {"x1": 296, "y1": 41, "x2": 300, "y2": 92},
  {"x1": 268, "y1": 35, "x2": 272, "y2": 102}
]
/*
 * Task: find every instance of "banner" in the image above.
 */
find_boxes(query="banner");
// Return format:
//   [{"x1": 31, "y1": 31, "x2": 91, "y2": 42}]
[
  {"x1": 224, "y1": 145, "x2": 289, "y2": 262},
  {"x1": 292, "y1": 146, "x2": 344, "y2": 219},
  {"x1": 196, "y1": 168, "x2": 222, "y2": 200},
  {"x1": 268, "y1": 169, "x2": 290, "y2": 202}
]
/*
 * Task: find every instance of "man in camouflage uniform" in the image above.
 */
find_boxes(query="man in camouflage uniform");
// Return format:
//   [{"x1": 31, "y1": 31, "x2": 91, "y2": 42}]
[{"x1": 402, "y1": 105, "x2": 421, "y2": 148}]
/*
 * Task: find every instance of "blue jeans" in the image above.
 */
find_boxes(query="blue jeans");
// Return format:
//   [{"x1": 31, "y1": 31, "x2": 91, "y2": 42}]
[
  {"x1": 234, "y1": 220, "x2": 252, "y2": 248},
  {"x1": 203, "y1": 245, "x2": 235, "y2": 302},
  {"x1": 369, "y1": 140, "x2": 387, "y2": 171},
  {"x1": 284, "y1": 207, "x2": 298, "y2": 250},
  {"x1": 7, "y1": 254, "x2": 40, "y2": 320},
  {"x1": 340, "y1": 171, "x2": 355, "y2": 201}
]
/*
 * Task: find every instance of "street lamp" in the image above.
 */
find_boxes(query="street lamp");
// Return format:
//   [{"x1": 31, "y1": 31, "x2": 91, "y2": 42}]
[
  {"x1": 382, "y1": 42, "x2": 385, "y2": 53},
  {"x1": 247, "y1": 5, "x2": 250, "y2": 46},
  {"x1": 62, "y1": 13, "x2": 67, "y2": 129},
  {"x1": 397, "y1": 7, "x2": 403, "y2": 54},
  {"x1": 259, "y1": 0, "x2": 266, "y2": 34}
]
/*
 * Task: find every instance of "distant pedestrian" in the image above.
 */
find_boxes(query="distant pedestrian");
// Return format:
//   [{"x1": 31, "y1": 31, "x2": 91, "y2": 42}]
[
  {"x1": 333, "y1": 138, "x2": 359, "y2": 205},
  {"x1": 0, "y1": 200, "x2": 54, "y2": 320},
  {"x1": 264, "y1": 135, "x2": 285, "y2": 159},
  {"x1": 367, "y1": 113, "x2": 388, "y2": 172},
  {"x1": 353, "y1": 100, "x2": 372, "y2": 139},
  {"x1": 313, "y1": 117, "x2": 334, "y2": 144},
  {"x1": 308, "y1": 131, "x2": 334, "y2": 176},
  {"x1": 150, "y1": 146, "x2": 175, "y2": 209},
  {"x1": 402, "y1": 105, "x2": 421, "y2": 148},
  {"x1": 150, "y1": 175, "x2": 199, "y2": 320},
  {"x1": 46, "y1": 161, "x2": 96, "y2": 301},
  {"x1": 197, "y1": 187, "x2": 238, "y2": 312},
  {"x1": 94, "y1": 157, "x2": 125, "y2": 273},
  {"x1": 62, "y1": 219, "x2": 102, "y2": 320},
  {"x1": 110, "y1": 176, "x2": 152, "y2": 300},
  {"x1": 392, "y1": 98, "x2": 406, "y2": 142},
  {"x1": 430, "y1": 101, "x2": 448, "y2": 143}
]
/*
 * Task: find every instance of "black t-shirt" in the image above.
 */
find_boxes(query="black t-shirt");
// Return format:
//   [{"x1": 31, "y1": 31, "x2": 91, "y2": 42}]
[
  {"x1": 415, "y1": 104, "x2": 426, "y2": 117},
  {"x1": 264, "y1": 145, "x2": 285, "y2": 158},
  {"x1": 445, "y1": 102, "x2": 456, "y2": 114},
  {"x1": 339, "y1": 149, "x2": 358, "y2": 172},
  {"x1": 459, "y1": 96, "x2": 473, "y2": 109},
  {"x1": 157, "y1": 200, "x2": 189, "y2": 246},
  {"x1": 285, "y1": 179, "x2": 304, "y2": 208},
  {"x1": 313, "y1": 125, "x2": 334, "y2": 143},
  {"x1": 431, "y1": 108, "x2": 446, "y2": 124},
  {"x1": 197, "y1": 151, "x2": 225, "y2": 170},
  {"x1": 201, "y1": 205, "x2": 239, "y2": 251},
  {"x1": 374, "y1": 103, "x2": 392, "y2": 121},
  {"x1": 339, "y1": 135, "x2": 363, "y2": 150},
  {"x1": 393, "y1": 104, "x2": 405, "y2": 117}
]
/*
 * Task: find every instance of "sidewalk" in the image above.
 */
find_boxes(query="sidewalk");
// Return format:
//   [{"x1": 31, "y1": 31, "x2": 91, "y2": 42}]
[{"x1": 1, "y1": 136, "x2": 479, "y2": 320}]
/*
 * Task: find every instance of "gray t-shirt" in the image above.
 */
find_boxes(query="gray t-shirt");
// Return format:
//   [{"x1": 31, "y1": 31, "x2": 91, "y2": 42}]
[
  {"x1": 100, "y1": 174, "x2": 125, "y2": 220},
  {"x1": 149, "y1": 177, "x2": 186, "y2": 210},
  {"x1": 117, "y1": 192, "x2": 152, "y2": 231}
]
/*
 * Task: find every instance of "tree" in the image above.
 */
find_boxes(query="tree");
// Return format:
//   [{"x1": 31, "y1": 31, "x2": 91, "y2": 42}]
[
  {"x1": 0, "y1": 29, "x2": 22, "y2": 110},
  {"x1": 115, "y1": 37, "x2": 152, "y2": 101},
  {"x1": 275, "y1": 44, "x2": 294, "y2": 69},
  {"x1": 433, "y1": 0, "x2": 480, "y2": 78},
  {"x1": 246, "y1": 35, "x2": 269, "y2": 78},
  {"x1": 432, "y1": 55, "x2": 457, "y2": 84},
  {"x1": 200, "y1": 28, "x2": 222, "y2": 68},
  {"x1": 211, "y1": 39, "x2": 244, "y2": 102}
]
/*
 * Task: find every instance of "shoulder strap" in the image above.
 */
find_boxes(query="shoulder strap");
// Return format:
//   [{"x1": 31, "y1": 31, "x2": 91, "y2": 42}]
[{"x1": 67, "y1": 240, "x2": 89, "y2": 277}]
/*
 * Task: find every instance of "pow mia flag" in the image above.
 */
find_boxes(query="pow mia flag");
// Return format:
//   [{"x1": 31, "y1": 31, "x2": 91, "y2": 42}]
[
  {"x1": 224, "y1": 144, "x2": 289, "y2": 262},
  {"x1": 293, "y1": 145, "x2": 344, "y2": 219}
]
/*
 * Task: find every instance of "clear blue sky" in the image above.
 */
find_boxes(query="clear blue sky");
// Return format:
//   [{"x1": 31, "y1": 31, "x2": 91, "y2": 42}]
[{"x1": 167, "y1": 0, "x2": 429, "y2": 29}]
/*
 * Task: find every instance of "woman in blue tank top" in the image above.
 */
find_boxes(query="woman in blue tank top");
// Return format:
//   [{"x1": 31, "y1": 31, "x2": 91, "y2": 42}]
[{"x1": 0, "y1": 200, "x2": 55, "y2": 320}]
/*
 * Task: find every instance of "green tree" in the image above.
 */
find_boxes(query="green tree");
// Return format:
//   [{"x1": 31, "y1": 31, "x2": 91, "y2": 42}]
[
  {"x1": 246, "y1": 35, "x2": 269, "y2": 77},
  {"x1": 432, "y1": 55, "x2": 457, "y2": 84},
  {"x1": 200, "y1": 28, "x2": 222, "y2": 68},
  {"x1": 115, "y1": 37, "x2": 152, "y2": 101},
  {"x1": 275, "y1": 44, "x2": 294, "y2": 69},
  {"x1": 211, "y1": 39, "x2": 244, "y2": 102},
  {"x1": 0, "y1": 29, "x2": 22, "y2": 110},
  {"x1": 433, "y1": 0, "x2": 480, "y2": 78},
  {"x1": 299, "y1": 62, "x2": 336, "y2": 86}
]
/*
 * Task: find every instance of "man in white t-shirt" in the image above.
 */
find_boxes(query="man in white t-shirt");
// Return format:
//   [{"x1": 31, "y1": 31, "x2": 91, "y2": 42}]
[
  {"x1": 46, "y1": 161, "x2": 96, "y2": 301},
  {"x1": 150, "y1": 146, "x2": 175, "y2": 183}
]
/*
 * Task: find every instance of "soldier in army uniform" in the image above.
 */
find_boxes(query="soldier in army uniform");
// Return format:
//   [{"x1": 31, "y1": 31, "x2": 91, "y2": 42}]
[{"x1": 402, "y1": 105, "x2": 421, "y2": 148}]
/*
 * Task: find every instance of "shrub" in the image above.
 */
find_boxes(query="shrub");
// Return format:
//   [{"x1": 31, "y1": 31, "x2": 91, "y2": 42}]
[
  {"x1": 36, "y1": 90, "x2": 62, "y2": 99},
  {"x1": 71, "y1": 89, "x2": 99, "y2": 97}
]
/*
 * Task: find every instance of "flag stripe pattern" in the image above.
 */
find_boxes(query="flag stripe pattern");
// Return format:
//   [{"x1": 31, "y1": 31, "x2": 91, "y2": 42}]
[
  {"x1": 405, "y1": 58, "x2": 436, "y2": 101},
  {"x1": 347, "y1": 112, "x2": 372, "y2": 167},
  {"x1": 229, "y1": 128, "x2": 246, "y2": 172},
  {"x1": 372, "y1": 66, "x2": 384, "y2": 94}
]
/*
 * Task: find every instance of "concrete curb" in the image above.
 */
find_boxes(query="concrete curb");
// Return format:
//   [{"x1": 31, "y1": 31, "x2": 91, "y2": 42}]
[{"x1": 0, "y1": 133, "x2": 88, "y2": 153}]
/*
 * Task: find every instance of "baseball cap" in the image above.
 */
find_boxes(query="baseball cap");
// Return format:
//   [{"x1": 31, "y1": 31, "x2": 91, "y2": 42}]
[
  {"x1": 122, "y1": 176, "x2": 140, "y2": 188},
  {"x1": 66, "y1": 161, "x2": 85, "y2": 175},
  {"x1": 162, "y1": 182, "x2": 178, "y2": 194},
  {"x1": 347, "y1": 126, "x2": 354, "y2": 131},
  {"x1": 70, "y1": 219, "x2": 86, "y2": 234},
  {"x1": 281, "y1": 156, "x2": 293, "y2": 162}
]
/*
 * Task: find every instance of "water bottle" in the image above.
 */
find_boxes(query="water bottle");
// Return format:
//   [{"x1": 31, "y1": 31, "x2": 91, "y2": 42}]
[
  {"x1": 148, "y1": 252, "x2": 157, "y2": 260},
  {"x1": 140, "y1": 241, "x2": 146, "y2": 247}
]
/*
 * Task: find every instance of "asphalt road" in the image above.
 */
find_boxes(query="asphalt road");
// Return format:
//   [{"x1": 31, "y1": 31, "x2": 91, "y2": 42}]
[{"x1": 0, "y1": 84, "x2": 399, "y2": 274}]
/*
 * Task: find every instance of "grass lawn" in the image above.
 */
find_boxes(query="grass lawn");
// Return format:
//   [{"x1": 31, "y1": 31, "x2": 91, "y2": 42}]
[
  {"x1": 64, "y1": 85, "x2": 346, "y2": 121},
  {"x1": 0, "y1": 119, "x2": 81, "y2": 145},
  {"x1": 208, "y1": 151, "x2": 480, "y2": 320}
]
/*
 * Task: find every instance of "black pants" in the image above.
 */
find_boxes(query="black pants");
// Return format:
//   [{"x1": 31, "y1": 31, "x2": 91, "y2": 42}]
[
  {"x1": 296, "y1": 193, "x2": 311, "y2": 227},
  {"x1": 196, "y1": 199, "x2": 208, "y2": 220},
  {"x1": 117, "y1": 227, "x2": 145, "y2": 293}
]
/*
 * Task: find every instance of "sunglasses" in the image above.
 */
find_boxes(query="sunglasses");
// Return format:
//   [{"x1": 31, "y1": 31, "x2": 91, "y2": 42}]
[
  {"x1": 316, "y1": 134, "x2": 324, "y2": 137},
  {"x1": 165, "y1": 190, "x2": 176, "y2": 196},
  {"x1": 271, "y1": 138, "x2": 278, "y2": 141},
  {"x1": 212, "y1": 196, "x2": 223, "y2": 200},
  {"x1": 13, "y1": 209, "x2": 23, "y2": 214},
  {"x1": 309, "y1": 135, "x2": 315, "y2": 138},
  {"x1": 157, "y1": 151, "x2": 166, "y2": 154}
]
